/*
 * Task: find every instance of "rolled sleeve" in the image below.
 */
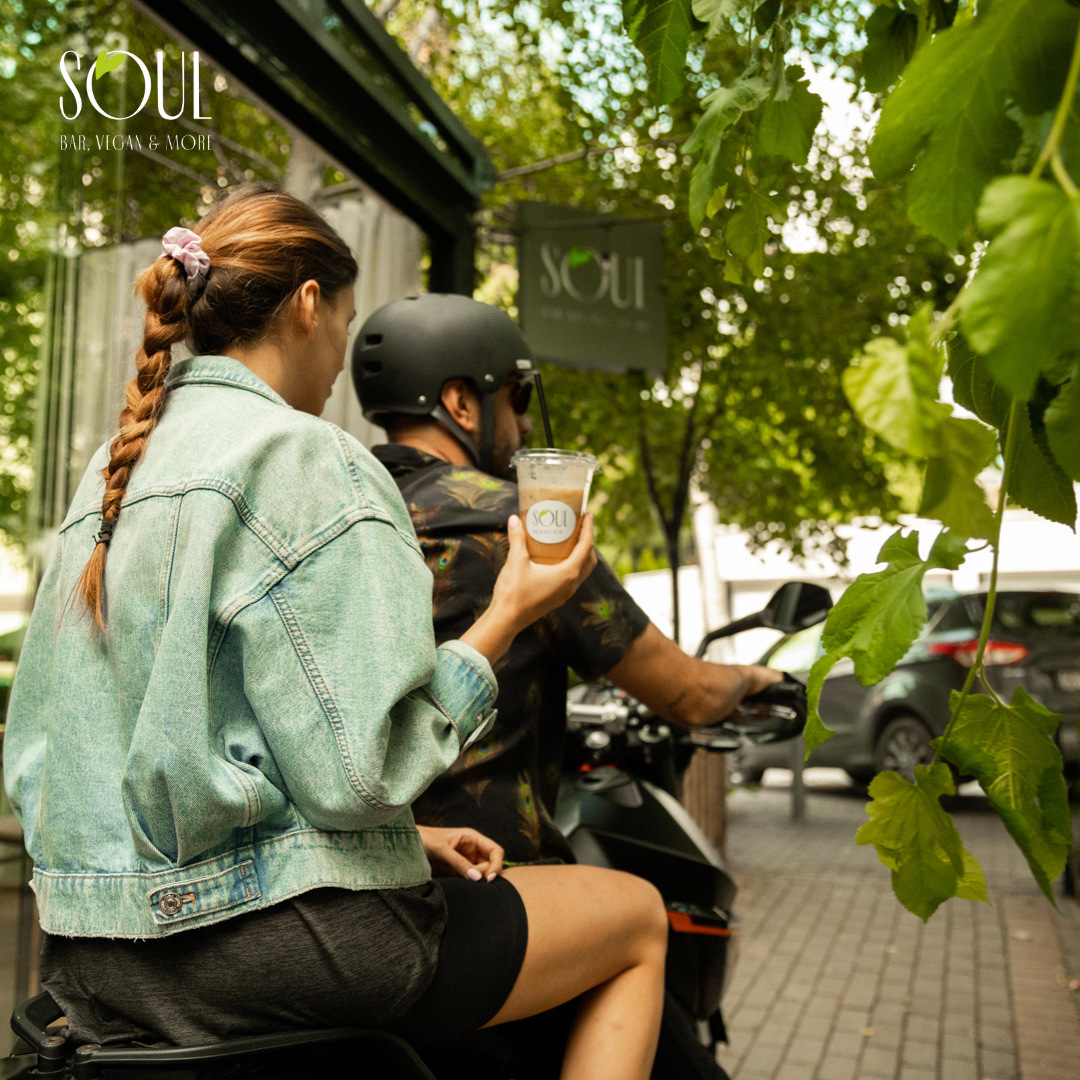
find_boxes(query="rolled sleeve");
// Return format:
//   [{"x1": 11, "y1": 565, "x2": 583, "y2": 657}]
[{"x1": 429, "y1": 640, "x2": 497, "y2": 750}]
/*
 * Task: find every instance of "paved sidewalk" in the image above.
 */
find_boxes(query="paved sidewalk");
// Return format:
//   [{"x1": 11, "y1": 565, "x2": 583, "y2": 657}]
[{"x1": 716, "y1": 775, "x2": 1080, "y2": 1080}]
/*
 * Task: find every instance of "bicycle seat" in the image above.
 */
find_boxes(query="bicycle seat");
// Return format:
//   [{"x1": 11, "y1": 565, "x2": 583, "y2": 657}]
[{"x1": 4, "y1": 992, "x2": 437, "y2": 1079}]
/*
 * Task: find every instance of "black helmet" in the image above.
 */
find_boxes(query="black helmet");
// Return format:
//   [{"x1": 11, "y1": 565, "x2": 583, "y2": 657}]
[{"x1": 353, "y1": 294, "x2": 535, "y2": 473}]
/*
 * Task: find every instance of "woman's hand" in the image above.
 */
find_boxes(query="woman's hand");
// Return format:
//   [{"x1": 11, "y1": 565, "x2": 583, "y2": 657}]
[
  {"x1": 417, "y1": 825, "x2": 505, "y2": 882},
  {"x1": 461, "y1": 513, "x2": 597, "y2": 665}
]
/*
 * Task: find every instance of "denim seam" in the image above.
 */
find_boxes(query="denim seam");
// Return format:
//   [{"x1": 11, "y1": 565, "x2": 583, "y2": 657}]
[
  {"x1": 440, "y1": 645, "x2": 497, "y2": 701},
  {"x1": 30, "y1": 826, "x2": 421, "y2": 883},
  {"x1": 267, "y1": 585, "x2": 391, "y2": 813},
  {"x1": 157, "y1": 495, "x2": 182, "y2": 641},
  {"x1": 145, "y1": 859, "x2": 258, "y2": 900},
  {"x1": 419, "y1": 686, "x2": 464, "y2": 744}
]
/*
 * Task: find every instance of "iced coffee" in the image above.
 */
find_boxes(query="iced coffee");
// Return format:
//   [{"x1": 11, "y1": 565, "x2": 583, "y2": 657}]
[{"x1": 511, "y1": 449, "x2": 599, "y2": 564}]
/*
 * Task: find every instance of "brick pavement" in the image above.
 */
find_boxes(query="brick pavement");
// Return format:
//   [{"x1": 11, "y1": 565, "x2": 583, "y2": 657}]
[{"x1": 715, "y1": 777, "x2": 1080, "y2": 1080}]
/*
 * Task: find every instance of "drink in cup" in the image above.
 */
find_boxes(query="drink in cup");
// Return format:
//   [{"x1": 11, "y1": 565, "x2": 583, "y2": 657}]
[{"x1": 511, "y1": 449, "x2": 599, "y2": 564}]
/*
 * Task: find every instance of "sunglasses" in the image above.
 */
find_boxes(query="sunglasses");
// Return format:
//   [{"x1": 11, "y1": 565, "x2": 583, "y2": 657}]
[{"x1": 506, "y1": 377, "x2": 533, "y2": 416}]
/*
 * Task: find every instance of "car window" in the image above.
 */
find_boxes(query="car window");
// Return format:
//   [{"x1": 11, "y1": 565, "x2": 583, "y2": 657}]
[
  {"x1": 927, "y1": 599, "x2": 976, "y2": 635},
  {"x1": 970, "y1": 592, "x2": 1080, "y2": 635},
  {"x1": 764, "y1": 623, "x2": 824, "y2": 674}
]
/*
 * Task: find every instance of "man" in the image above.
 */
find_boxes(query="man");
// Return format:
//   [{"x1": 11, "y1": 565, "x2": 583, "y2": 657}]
[{"x1": 353, "y1": 294, "x2": 783, "y2": 1079}]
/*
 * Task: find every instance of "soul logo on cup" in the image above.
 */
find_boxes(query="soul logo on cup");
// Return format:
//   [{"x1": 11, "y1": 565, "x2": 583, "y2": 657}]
[{"x1": 525, "y1": 501, "x2": 577, "y2": 544}]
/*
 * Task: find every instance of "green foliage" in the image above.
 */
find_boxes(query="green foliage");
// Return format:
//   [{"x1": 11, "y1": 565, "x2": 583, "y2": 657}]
[
  {"x1": 958, "y1": 177, "x2": 1080, "y2": 401},
  {"x1": 804, "y1": 528, "x2": 967, "y2": 755},
  {"x1": 1045, "y1": 361, "x2": 1080, "y2": 481},
  {"x1": 613, "y1": 0, "x2": 1080, "y2": 918},
  {"x1": 623, "y1": 0, "x2": 704, "y2": 104},
  {"x1": 937, "y1": 688, "x2": 1071, "y2": 902},
  {"x1": 861, "y1": 4, "x2": 918, "y2": 94},
  {"x1": 868, "y1": 0, "x2": 1080, "y2": 248},
  {"x1": 856, "y1": 762, "x2": 987, "y2": 921},
  {"x1": 753, "y1": 68, "x2": 823, "y2": 167}
]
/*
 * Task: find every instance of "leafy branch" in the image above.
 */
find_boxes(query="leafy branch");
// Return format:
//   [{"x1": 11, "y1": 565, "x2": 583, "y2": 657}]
[{"x1": 615, "y1": 0, "x2": 1080, "y2": 918}]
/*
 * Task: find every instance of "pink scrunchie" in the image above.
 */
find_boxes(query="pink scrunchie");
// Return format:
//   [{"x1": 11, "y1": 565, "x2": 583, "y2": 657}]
[{"x1": 161, "y1": 226, "x2": 210, "y2": 292}]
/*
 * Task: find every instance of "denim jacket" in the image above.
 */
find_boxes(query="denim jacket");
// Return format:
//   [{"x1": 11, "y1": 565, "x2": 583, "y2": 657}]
[{"x1": 3, "y1": 355, "x2": 497, "y2": 938}]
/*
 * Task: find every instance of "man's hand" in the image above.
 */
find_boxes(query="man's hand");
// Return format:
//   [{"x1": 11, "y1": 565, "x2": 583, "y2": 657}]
[
  {"x1": 606, "y1": 623, "x2": 786, "y2": 728},
  {"x1": 417, "y1": 825, "x2": 505, "y2": 882}
]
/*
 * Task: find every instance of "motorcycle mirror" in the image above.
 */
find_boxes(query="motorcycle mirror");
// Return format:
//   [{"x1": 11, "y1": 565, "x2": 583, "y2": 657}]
[
  {"x1": 694, "y1": 582, "x2": 833, "y2": 658},
  {"x1": 759, "y1": 582, "x2": 833, "y2": 635}
]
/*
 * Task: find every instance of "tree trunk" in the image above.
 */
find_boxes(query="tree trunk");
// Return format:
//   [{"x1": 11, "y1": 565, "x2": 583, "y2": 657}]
[{"x1": 665, "y1": 528, "x2": 681, "y2": 646}]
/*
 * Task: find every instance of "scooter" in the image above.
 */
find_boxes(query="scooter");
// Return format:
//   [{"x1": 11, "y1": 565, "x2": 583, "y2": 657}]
[
  {"x1": 2, "y1": 583, "x2": 831, "y2": 1080},
  {"x1": 556, "y1": 581, "x2": 831, "y2": 1060}
]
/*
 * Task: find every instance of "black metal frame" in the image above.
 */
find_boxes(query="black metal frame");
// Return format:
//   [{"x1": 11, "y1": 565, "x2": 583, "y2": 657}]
[{"x1": 133, "y1": 0, "x2": 496, "y2": 293}]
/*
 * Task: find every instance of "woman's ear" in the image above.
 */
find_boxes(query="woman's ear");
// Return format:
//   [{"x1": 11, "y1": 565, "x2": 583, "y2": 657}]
[
  {"x1": 292, "y1": 280, "x2": 322, "y2": 336},
  {"x1": 440, "y1": 379, "x2": 481, "y2": 435}
]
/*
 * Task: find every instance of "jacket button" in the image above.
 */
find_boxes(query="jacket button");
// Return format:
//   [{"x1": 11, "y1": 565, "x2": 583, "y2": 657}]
[{"x1": 159, "y1": 892, "x2": 183, "y2": 916}]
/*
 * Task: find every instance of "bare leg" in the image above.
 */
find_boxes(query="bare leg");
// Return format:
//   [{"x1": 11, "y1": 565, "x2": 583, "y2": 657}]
[{"x1": 483, "y1": 865, "x2": 667, "y2": 1080}]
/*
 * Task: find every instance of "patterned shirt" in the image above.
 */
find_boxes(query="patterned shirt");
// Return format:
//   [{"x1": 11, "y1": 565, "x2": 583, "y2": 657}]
[{"x1": 374, "y1": 444, "x2": 651, "y2": 864}]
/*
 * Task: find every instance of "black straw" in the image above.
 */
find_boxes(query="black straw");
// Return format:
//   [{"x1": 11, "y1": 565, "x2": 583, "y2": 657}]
[{"x1": 533, "y1": 370, "x2": 555, "y2": 447}]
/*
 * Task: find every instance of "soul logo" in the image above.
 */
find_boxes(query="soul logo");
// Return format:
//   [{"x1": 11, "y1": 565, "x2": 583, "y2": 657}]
[
  {"x1": 60, "y1": 49, "x2": 211, "y2": 121},
  {"x1": 539, "y1": 242, "x2": 646, "y2": 310},
  {"x1": 526, "y1": 501, "x2": 577, "y2": 544}
]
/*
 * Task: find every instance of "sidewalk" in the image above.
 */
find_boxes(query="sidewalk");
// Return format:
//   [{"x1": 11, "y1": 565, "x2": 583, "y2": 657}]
[{"x1": 716, "y1": 774, "x2": 1080, "y2": 1080}]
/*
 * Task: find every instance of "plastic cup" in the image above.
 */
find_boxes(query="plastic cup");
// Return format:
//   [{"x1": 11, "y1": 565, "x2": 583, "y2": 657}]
[{"x1": 511, "y1": 449, "x2": 599, "y2": 564}]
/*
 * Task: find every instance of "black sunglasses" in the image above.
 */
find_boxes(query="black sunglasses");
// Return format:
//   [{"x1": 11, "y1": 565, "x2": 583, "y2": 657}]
[{"x1": 506, "y1": 378, "x2": 533, "y2": 416}]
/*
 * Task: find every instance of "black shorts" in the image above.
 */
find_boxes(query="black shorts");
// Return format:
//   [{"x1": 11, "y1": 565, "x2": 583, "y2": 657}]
[
  {"x1": 39, "y1": 875, "x2": 529, "y2": 1049},
  {"x1": 392, "y1": 874, "x2": 529, "y2": 1044}
]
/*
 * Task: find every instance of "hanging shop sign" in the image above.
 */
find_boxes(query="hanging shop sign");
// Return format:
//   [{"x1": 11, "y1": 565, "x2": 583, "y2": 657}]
[{"x1": 517, "y1": 201, "x2": 667, "y2": 375}]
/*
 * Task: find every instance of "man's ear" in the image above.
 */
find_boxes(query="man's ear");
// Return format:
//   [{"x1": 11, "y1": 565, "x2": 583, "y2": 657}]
[{"x1": 440, "y1": 379, "x2": 480, "y2": 435}]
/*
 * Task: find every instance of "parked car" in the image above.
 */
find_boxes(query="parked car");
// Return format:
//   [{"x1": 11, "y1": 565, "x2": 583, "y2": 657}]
[{"x1": 735, "y1": 590, "x2": 1080, "y2": 785}]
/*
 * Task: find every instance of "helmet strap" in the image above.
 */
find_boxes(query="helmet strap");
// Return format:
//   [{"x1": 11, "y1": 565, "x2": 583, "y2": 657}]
[
  {"x1": 430, "y1": 403, "x2": 481, "y2": 467},
  {"x1": 430, "y1": 394, "x2": 499, "y2": 475},
  {"x1": 477, "y1": 393, "x2": 498, "y2": 476}
]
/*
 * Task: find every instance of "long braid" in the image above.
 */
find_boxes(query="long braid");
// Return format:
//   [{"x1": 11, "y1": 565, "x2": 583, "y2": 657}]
[{"x1": 72, "y1": 259, "x2": 189, "y2": 631}]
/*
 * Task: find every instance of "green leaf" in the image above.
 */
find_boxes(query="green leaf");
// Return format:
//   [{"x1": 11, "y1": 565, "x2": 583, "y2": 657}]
[
  {"x1": 804, "y1": 655, "x2": 838, "y2": 755},
  {"x1": 692, "y1": 0, "x2": 739, "y2": 37},
  {"x1": 842, "y1": 307, "x2": 949, "y2": 457},
  {"x1": 946, "y1": 333, "x2": 1011, "y2": 429},
  {"x1": 1045, "y1": 363, "x2": 1080, "y2": 481},
  {"x1": 753, "y1": 0, "x2": 782, "y2": 35},
  {"x1": 919, "y1": 416, "x2": 997, "y2": 539},
  {"x1": 94, "y1": 49, "x2": 126, "y2": 79},
  {"x1": 805, "y1": 528, "x2": 968, "y2": 759},
  {"x1": 868, "y1": 0, "x2": 1080, "y2": 247},
  {"x1": 623, "y1": 0, "x2": 706, "y2": 105},
  {"x1": 861, "y1": 4, "x2": 918, "y2": 94},
  {"x1": 754, "y1": 67, "x2": 824, "y2": 166},
  {"x1": 725, "y1": 191, "x2": 778, "y2": 278},
  {"x1": 568, "y1": 247, "x2": 592, "y2": 269},
  {"x1": 958, "y1": 177, "x2": 1080, "y2": 401},
  {"x1": 685, "y1": 77, "x2": 770, "y2": 227},
  {"x1": 955, "y1": 847, "x2": 990, "y2": 904},
  {"x1": 1005, "y1": 397, "x2": 1078, "y2": 527},
  {"x1": 856, "y1": 762, "x2": 982, "y2": 920},
  {"x1": 937, "y1": 688, "x2": 1073, "y2": 902}
]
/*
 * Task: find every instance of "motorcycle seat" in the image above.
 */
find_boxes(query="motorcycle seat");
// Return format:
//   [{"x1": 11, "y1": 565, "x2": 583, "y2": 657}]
[{"x1": 5, "y1": 992, "x2": 437, "y2": 1079}]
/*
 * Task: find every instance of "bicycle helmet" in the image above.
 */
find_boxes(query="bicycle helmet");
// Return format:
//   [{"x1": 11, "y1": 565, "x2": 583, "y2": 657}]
[{"x1": 352, "y1": 294, "x2": 536, "y2": 473}]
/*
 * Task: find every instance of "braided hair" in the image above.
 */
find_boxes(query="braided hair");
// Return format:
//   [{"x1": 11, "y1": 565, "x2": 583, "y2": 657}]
[{"x1": 72, "y1": 182, "x2": 359, "y2": 630}]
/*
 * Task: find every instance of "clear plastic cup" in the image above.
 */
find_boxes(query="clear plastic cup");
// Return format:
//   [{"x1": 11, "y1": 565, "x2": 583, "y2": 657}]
[{"x1": 511, "y1": 449, "x2": 599, "y2": 564}]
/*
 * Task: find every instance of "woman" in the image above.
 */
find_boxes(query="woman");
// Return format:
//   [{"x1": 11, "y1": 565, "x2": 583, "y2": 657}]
[{"x1": 3, "y1": 184, "x2": 666, "y2": 1079}]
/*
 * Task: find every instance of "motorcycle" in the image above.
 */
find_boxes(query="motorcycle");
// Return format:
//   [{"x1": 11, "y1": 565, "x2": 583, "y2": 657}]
[
  {"x1": 2, "y1": 583, "x2": 832, "y2": 1080},
  {"x1": 556, "y1": 581, "x2": 832, "y2": 1060}
]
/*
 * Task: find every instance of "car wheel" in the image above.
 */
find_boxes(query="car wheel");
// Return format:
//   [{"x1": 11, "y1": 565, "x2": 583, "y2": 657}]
[{"x1": 874, "y1": 715, "x2": 935, "y2": 784}]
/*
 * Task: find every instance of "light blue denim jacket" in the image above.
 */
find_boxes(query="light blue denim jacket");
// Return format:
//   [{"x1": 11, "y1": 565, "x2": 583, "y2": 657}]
[{"x1": 3, "y1": 355, "x2": 497, "y2": 938}]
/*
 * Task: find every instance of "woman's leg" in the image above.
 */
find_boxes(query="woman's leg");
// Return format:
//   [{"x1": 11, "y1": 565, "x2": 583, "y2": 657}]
[{"x1": 483, "y1": 865, "x2": 667, "y2": 1080}]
